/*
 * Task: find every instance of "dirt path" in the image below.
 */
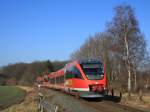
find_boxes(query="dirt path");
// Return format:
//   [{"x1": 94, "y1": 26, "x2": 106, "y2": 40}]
[{"x1": 41, "y1": 88, "x2": 147, "y2": 112}]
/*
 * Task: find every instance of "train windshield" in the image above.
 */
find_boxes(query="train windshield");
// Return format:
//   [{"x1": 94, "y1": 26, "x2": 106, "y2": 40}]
[{"x1": 81, "y1": 63, "x2": 104, "y2": 80}]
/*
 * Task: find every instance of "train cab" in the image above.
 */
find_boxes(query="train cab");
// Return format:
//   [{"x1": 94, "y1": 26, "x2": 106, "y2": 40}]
[{"x1": 64, "y1": 59, "x2": 108, "y2": 98}]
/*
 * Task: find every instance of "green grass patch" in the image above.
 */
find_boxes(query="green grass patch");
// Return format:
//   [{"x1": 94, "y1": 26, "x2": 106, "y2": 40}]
[{"x1": 0, "y1": 86, "x2": 26, "y2": 110}]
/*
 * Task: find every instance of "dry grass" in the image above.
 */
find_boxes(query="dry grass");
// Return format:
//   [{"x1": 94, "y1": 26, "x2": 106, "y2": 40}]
[
  {"x1": 1, "y1": 86, "x2": 38, "y2": 112},
  {"x1": 16, "y1": 86, "x2": 34, "y2": 92},
  {"x1": 121, "y1": 93, "x2": 150, "y2": 112}
]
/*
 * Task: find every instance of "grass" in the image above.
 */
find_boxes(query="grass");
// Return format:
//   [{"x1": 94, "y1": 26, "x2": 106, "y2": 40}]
[
  {"x1": 1, "y1": 86, "x2": 38, "y2": 112},
  {"x1": 0, "y1": 86, "x2": 26, "y2": 110}
]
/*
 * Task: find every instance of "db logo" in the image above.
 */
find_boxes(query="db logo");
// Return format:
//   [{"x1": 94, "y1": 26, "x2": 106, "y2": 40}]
[{"x1": 64, "y1": 80, "x2": 73, "y2": 86}]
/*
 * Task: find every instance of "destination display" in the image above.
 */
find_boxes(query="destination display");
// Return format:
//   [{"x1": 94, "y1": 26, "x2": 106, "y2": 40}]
[{"x1": 82, "y1": 64, "x2": 102, "y2": 68}]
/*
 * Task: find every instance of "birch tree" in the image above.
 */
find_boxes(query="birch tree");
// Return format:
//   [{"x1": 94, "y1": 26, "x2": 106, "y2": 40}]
[{"x1": 107, "y1": 4, "x2": 147, "y2": 96}]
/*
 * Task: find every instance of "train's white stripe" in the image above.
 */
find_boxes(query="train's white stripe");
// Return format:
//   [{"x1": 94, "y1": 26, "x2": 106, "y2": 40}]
[{"x1": 67, "y1": 87, "x2": 89, "y2": 91}]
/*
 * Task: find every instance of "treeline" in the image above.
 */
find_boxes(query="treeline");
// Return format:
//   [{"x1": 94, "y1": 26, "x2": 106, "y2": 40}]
[
  {"x1": 71, "y1": 4, "x2": 150, "y2": 94},
  {"x1": 0, "y1": 60, "x2": 67, "y2": 86}
]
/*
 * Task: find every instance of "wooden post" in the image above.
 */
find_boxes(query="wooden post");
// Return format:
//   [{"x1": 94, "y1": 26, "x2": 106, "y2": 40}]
[
  {"x1": 139, "y1": 89, "x2": 143, "y2": 102},
  {"x1": 119, "y1": 91, "x2": 122, "y2": 99},
  {"x1": 111, "y1": 89, "x2": 114, "y2": 97},
  {"x1": 54, "y1": 105, "x2": 58, "y2": 112}
]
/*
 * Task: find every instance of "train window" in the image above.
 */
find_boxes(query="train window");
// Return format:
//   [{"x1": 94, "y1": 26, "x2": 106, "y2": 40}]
[
  {"x1": 65, "y1": 66, "x2": 83, "y2": 79},
  {"x1": 51, "y1": 78, "x2": 55, "y2": 84},
  {"x1": 60, "y1": 75, "x2": 64, "y2": 83},
  {"x1": 58, "y1": 77, "x2": 60, "y2": 83},
  {"x1": 72, "y1": 67, "x2": 83, "y2": 79},
  {"x1": 54, "y1": 75, "x2": 64, "y2": 84},
  {"x1": 66, "y1": 67, "x2": 73, "y2": 79},
  {"x1": 57, "y1": 77, "x2": 59, "y2": 83},
  {"x1": 81, "y1": 63, "x2": 104, "y2": 80},
  {"x1": 50, "y1": 79, "x2": 52, "y2": 84},
  {"x1": 49, "y1": 79, "x2": 51, "y2": 83},
  {"x1": 56, "y1": 77, "x2": 58, "y2": 83}
]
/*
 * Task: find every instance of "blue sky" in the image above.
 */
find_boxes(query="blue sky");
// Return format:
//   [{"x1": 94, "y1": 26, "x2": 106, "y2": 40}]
[{"x1": 0, "y1": 0, "x2": 150, "y2": 66}]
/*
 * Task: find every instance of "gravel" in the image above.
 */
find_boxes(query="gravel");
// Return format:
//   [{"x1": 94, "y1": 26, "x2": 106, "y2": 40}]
[{"x1": 42, "y1": 89, "x2": 98, "y2": 112}]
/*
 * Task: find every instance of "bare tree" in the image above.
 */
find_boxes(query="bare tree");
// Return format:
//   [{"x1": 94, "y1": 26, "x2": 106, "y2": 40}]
[
  {"x1": 107, "y1": 4, "x2": 147, "y2": 96},
  {"x1": 71, "y1": 33, "x2": 110, "y2": 60}
]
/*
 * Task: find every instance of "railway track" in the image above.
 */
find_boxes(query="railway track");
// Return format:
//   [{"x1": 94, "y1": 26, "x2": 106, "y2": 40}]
[{"x1": 41, "y1": 88, "x2": 146, "y2": 112}]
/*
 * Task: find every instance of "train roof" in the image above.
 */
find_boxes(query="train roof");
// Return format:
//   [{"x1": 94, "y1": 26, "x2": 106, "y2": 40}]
[{"x1": 77, "y1": 59, "x2": 103, "y2": 64}]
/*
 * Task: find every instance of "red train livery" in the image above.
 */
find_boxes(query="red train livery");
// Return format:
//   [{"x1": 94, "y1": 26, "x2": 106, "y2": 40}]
[{"x1": 36, "y1": 59, "x2": 108, "y2": 98}]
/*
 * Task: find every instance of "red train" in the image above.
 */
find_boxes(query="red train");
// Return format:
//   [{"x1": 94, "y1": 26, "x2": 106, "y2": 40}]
[{"x1": 36, "y1": 59, "x2": 108, "y2": 98}]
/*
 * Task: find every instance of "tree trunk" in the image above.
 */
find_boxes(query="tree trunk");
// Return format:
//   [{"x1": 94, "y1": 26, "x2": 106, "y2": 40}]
[
  {"x1": 145, "y1": 78, "x2": 149, "y2": 90},
  {"x1": 127, "y1": 63, "x2": 131, "y2": 97},
  {"x1": 124, "y1": 28, "x2": 131, "y2": 97},
  {"x1": 134, "y1": 69, "x2": 137, "y2": 92}
]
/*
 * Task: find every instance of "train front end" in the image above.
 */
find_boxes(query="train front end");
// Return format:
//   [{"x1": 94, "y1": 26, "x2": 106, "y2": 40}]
[{"x1": 77, "y1": 59, "x2": 108, "y2": 98}]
